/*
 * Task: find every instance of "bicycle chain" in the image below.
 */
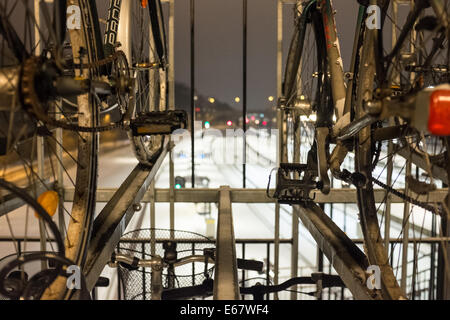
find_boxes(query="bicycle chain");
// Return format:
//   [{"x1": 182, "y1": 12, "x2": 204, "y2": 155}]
[
  {"x1": 370, "y1": 176, "x2": 442, "y2": 216},
  {"x1": 21, "y1": 51, "x2": 129, "y2": 133}
]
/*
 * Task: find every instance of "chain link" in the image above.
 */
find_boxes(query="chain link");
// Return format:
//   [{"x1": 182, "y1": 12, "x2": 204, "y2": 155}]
[{"x1": 370, "y1": 176, "x2": 442, "y2": 215}]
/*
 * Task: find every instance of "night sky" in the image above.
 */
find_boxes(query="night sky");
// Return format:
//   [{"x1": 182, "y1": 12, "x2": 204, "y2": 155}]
[{"x1": 172, "y1": 0, "x2": 359, "y2": 111}]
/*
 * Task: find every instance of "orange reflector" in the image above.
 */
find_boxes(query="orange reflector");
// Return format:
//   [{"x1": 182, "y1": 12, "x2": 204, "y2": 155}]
[
  {"x1": 34, "y1": 191, "x2": 59, "y2": 219},
  {"x1": 428, "y1": 90, "x2": 450, "y2": 136},
  {"x1": 141, "y1": 0, "x2": 148, "y2": 8}
]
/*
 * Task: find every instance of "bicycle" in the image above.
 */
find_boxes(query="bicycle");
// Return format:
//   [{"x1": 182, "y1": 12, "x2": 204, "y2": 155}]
[
  {"x1": 271, "y1": 0, "x2": 449, "y2": 300},
  {"x1": 0, "y1": 0, "x2": 185, "y2": 300},
  {"x1": 161, "y1": 272, "x2": 346, "y2": 300},
  {"x1": 109, "y1": 244, "x2": 264, "y2": 300}
]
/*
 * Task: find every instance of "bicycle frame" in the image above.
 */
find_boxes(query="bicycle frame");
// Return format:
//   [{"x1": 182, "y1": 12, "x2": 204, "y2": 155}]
[
  {"x1": 318, "y1": 0, "x2": 348, "y2": 121},
  {"x1": 303, "y1": 0, "x2": 449, "y2": 187},
  {"x1": 318, "y1": 0, "x2": 448, "y2": 125}
]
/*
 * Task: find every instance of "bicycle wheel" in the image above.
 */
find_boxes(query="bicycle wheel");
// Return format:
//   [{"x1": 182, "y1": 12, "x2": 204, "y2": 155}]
[
  {"x1": 122, "y1": 0, "x2": 168, "y2": 166},
  {"x1": 0, "y1": 0, "x2": 102, "y2": 299},
  {"x1": 354, "y1": 1, "x2": 449, "y2": 300},
  {"x1": 282, "y1": 1, "x2": 332, "y2": 184}
]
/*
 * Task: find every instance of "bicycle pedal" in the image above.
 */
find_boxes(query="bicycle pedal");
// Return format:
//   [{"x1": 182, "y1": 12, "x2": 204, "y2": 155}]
[
  {"x1": 272, "y1": 163, "x2": 319, "y2": 205},
  {"x1": 130, "y1": 110, "x2": 187, "y2": 136}
]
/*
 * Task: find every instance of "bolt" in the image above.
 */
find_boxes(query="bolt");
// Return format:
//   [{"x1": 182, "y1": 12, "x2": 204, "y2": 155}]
[
  {"x1": 133, "y1": 203, "x2": 142, "y2": 211},
  {"x1": 366, "y1": 100, "x2": 383, "y2": 115}
]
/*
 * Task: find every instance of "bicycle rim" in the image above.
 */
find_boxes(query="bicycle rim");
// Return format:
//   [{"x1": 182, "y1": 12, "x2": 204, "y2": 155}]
[
  {"x1": 41, "y1": 0, "x2": 101, "y2": 299},
  {"x1": 284, "y1": 4, "x2": 328, "y2": 167},
  {"x1": 123, "y1": 0, "x2": 167, "y2": 166}
]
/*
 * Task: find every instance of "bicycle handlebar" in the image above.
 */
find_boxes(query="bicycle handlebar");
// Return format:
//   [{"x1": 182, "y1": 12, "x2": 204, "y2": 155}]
[
  {"x1": 161, "y1": 274, "x2": 345, "y2": 300},
  {"x1": 162, "y1": 278, "x2": 214, "y2": 300},
  {"x1": 110, "y1": 253, "x2": 263, "y2": 273},
  {"x1": 239, "y1": 277, "x2": 315, "y2": 296},
  {"x1": 110, "y1": 253, "x2": 213, "y2": 269}
]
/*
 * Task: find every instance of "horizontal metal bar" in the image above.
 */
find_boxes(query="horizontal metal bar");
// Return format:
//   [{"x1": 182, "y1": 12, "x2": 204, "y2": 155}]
[
  {"x1": 118, "y1": 238, "x2": 293, "y2": 244},
  {"x1": 3, "y1": 237, "x2": 449, "y2": 244},
  {"x1": 64, "y1": 187, "x2": 449, "y2": 204},
  {"x1": 81, "y1": 144, "x2": 169, "y2": 292},
  {"x1": 294, "y1": 203, "x2": 380, "y2": 300}
]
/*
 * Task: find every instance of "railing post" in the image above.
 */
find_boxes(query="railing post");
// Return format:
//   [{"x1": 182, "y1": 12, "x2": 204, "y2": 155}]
[
  {"x1": 401, "y1": 161, "x2": 412, "y2": 292},
  {"x1": 266, "y1": 242, "x2": 270, "y2": 300},
  {"x1": 241, "y1": 243, "x2": 246, "y2": 300},
  {"x1": 168, "y1": 0, "x2": 175, "y2": 240}
]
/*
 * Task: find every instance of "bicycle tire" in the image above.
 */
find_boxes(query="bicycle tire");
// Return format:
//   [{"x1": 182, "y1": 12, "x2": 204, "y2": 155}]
[
  {"x1": 282, "y1": 1, "x2": 332, "y2": 185},
  {"x1": 125, "y1": 0, "x2": 168, "y2": 166},
  {"x1": 41, "y1": 0, "x2": 102, "y2": 300},
  {"x1": 353, "y1": 1, "x2": 450, "y2": 300}
]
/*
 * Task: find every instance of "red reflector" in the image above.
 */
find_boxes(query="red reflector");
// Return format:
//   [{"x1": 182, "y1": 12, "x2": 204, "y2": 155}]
[
  {"x1": 141, "y1": 0, "x2": 148, "y2": 8},
  {"x1": 428, "y1": 90, "x2": 450, "y2": 136}
]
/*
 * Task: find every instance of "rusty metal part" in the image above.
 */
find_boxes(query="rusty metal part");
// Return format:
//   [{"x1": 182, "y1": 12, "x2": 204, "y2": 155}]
[{"x1": 329, "y1": 141, "x2": 350, "y2": 179}]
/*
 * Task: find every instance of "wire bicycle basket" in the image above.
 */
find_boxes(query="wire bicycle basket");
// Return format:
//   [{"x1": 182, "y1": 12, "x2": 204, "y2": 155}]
[{"x1": 117, "y1": 228, "x2": 215, "y2": 300}]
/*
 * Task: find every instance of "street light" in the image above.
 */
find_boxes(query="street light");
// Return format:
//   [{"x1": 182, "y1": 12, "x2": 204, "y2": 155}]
[
  {"x1": 208, "y1": 97, "x2": 215, "y2": 104},
  {"x1": 268, "y1": 96, "x2": 274, "y2": 102},
  {"x1": 235, "y1": 97, "x2": 241, "y2": 103}
]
